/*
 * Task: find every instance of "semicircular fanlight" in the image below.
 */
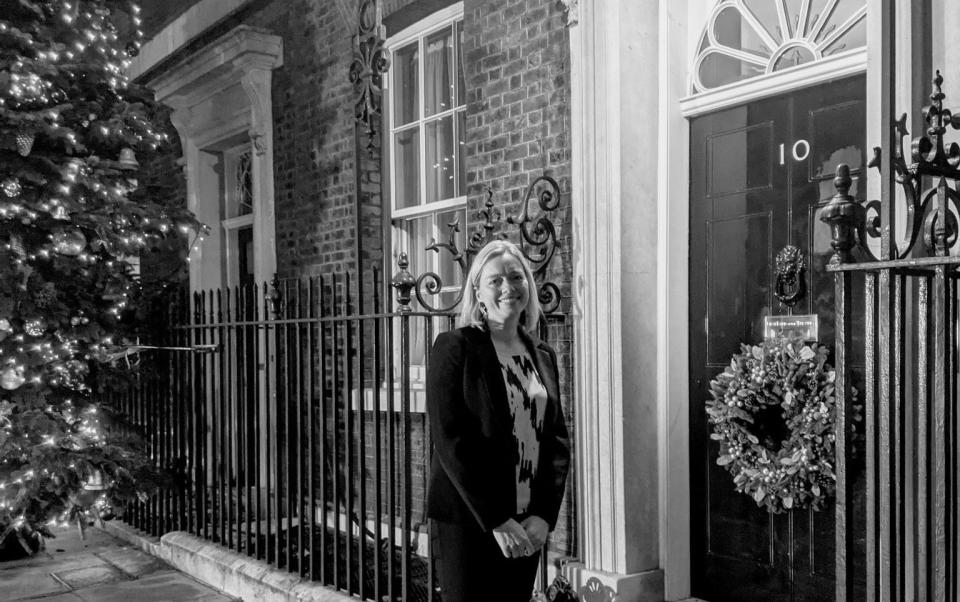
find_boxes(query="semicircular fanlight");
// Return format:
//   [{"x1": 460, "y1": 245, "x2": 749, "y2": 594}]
[{"x1": 692, "y1": 0, "x2": 866, "y2": 93}]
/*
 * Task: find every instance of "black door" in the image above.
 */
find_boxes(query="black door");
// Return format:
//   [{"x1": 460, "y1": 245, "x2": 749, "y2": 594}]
[{"x1": 689, "y1": 76, "x2": 867, "y2": 601}]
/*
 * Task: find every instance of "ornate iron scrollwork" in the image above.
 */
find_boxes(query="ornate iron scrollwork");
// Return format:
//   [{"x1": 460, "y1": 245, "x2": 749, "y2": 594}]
[
  {"x1": 508, "y1": 175, "x2": 562, "y2": 313},
  {"x1": 393, "y1": 175, "x2": 564, "y2": 315},
  {"x1": 350, "y1": 0, "x2": 390, "y2": 153},
  {"x1": 838, "y1": 71, "x2": 960, "y2": 262},
  {"x1": 774, "y1": 245, "x2": 806, "y2": 307}
]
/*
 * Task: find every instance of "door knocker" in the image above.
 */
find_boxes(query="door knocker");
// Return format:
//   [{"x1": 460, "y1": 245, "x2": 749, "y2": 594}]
[{"x1": 774, "y1": 245, "x2": 806, "y2": 307}]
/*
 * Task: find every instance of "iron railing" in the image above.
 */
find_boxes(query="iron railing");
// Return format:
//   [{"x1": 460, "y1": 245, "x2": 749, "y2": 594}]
[
  {"x1": 116, "y1": 264, "x2": 566, "y2": 601},
  {"x1": 826, "y1": 70, "x2": 960, "y2": 600}
]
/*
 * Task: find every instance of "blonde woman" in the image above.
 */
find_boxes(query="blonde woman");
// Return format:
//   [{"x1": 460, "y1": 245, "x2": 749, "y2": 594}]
[{"x1": 426, "y1": 240, "x2": 570, "y2": 602}]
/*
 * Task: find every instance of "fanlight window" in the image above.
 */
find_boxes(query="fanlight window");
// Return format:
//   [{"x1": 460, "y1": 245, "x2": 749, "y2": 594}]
[{"x1": 693, "y1": 0, "x2": 866, "y2": 92}]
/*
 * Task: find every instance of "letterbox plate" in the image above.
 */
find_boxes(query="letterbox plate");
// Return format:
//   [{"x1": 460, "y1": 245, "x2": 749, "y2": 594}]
[{"x1": 763, "y1": 314, "x2": 819, "y2": 342}]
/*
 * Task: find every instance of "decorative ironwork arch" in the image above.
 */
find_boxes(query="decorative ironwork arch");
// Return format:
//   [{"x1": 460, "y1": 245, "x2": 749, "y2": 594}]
[{"x1": 691, "y1": 0, "x2": 866, "y2": 93}]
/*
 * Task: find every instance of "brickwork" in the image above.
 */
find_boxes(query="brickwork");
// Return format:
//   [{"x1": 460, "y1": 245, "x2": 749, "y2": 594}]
[
  {"x1": 140, "y1": 0, "x2": 203, "y2": 39},
  {"x1": 245, "y1": 0, "x2": 380, "y2": 278},
  {"x1": 462, "y1": 0, "x2": 575, "y2": 556}
]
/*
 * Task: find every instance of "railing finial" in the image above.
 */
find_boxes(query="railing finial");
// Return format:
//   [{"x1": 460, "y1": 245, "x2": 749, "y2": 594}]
[
  {"x1": 392, "y1": 252, "x2": 415, "y2": 313},
  {"x1": 268, "y1": 273, "x2": 283, "y2": 318},
  {"x1": 821, "y1": 163, "x2": 863, "y2": 266}
]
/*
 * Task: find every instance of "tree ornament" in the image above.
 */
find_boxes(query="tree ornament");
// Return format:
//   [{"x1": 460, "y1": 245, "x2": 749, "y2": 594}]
[
  {"x1": 51, "y1": 205, "x2": 69, "y2": 220},
  {"x1": 52, "y1": 229, "x2": 87, "y2": 256},
  {"x1": 24, "y1": 318, "x2": 47, "y2": 337},
  {"x1": 0, "y1": 365, "x2": 26, "y2": 391},
  {"x1": 15, "y1": 131, "x2": 35, "y2": 157},
  {"x1": 117, "y1": 148, "x2": 139, "y2": 171},
  {"x1": 706, "y1": 339, "x2": 848, "y2": 513},
  {"x1": 2, "y1": 177, "x2": 22, "y2": 197},
  {"x1": 0, "y1": 318, "x2": 11, "y2": 342}
]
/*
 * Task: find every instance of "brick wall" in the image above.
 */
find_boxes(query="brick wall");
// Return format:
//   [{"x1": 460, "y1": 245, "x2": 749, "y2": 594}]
[
  {"x1": 462, "y1": 0, "x2": 575, "y2": 556},
  {"x1": 140, "y1": 0, "x2": 203, "y2": 39},
  {"x1": 245, "y1": 0, "x2": 381, "y2": 278}
]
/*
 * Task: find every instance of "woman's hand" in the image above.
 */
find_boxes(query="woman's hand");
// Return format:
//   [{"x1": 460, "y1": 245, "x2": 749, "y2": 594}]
[
  {"x1": 492, "y1": 518, "x2": 534, "y2": 558},
  {"x1": 520, "y1": 515, "x2": 549, "y2": 551}
]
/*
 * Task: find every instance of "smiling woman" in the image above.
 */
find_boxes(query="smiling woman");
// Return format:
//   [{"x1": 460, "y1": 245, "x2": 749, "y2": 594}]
[{"x1": 425, "y1": 240, "x2": 569, "y2": 602}]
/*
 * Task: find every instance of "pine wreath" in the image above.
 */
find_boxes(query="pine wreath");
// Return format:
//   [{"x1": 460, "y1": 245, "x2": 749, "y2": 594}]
[{"x1": 707, "y1": 338, "x2": 838, "y2": 513}]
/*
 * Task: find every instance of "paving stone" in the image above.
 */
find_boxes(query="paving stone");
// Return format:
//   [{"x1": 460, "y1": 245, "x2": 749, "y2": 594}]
[
  {"x1": 74, "y1": 570, "x2": 233, "y2": 602},
  {"x1": 23, "y1": 593, "x2": 85, "y2": 602},
  {"x1": 95, "y1": 546, "x2": 167, "y2": 578},
  {"x1": 52, "y1": 563, "x2": 128, "y2": 589},
  {"x1": 0, "y1": 566, "x2": 69, "y2": 600}
]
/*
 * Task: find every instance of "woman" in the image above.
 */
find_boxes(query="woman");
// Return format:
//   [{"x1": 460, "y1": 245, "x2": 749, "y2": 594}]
[{"x1": 426, "y1": 240, "x2": 570, "y2": 602}]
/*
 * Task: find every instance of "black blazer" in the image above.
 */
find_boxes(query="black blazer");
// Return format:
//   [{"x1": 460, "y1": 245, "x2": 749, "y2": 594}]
[{"x1": 425, "y1": 325, "x2": 570, "y2": 532}]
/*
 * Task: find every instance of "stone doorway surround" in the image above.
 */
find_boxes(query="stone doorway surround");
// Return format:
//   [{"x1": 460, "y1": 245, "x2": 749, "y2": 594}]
[{"x1": 145, "y1": 25, "x2": 281, "y2": 293}]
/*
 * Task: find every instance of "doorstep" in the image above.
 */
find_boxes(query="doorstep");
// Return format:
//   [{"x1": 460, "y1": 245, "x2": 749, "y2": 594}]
[{"x1": 102, "y1": 521, "x2": 353, "y2": 602}]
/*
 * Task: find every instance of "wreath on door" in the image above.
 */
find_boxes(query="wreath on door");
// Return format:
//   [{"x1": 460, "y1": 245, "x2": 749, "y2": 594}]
[{"x1": 706, "y1": 338, "x2": 839, "y2": 513}]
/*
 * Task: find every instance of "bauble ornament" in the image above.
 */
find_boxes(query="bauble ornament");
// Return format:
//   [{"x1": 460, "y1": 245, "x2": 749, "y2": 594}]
[
  {"x1": 0, "y1": 365, "x2": 26, "y2": 390},
  {"x1": 52, "y1": 229, "x2": 87, "y2": 256},
  {"x1": 2, "y1": 177, "x2": 22, "y2": 197},
  {"x1": 24, "y1": 317, "x2": 47, "y2": 336}
]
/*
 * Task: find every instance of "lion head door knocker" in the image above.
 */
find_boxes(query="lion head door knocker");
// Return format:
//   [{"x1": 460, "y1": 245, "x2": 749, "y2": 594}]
[{"x1": 774, "y1": 245, "x2": 806, "y2": 307}]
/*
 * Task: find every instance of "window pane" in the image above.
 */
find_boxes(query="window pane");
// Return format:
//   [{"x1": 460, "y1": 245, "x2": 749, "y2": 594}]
[
  {"x1": 823, "y1": 17, "x2": 865, "y2": 56},
  {"x1": 424, "y1": 27, "x2": 453, "y2": 117},
  {"x1": 456, "y1": 21, "x2": 465, "y2": 106},
  {"x1": 456, "y1": 110, "x2": 466, "y2": 196},
  {"x1": 235, "y1": 151, "x2": 253, "y2": 217},
  {"x1": 397, "y1": 214, "x2": 433, "y2": 278},
  {"x1": 395, "y1": 128, "x2": 420, "y2": 209},
  {"x1": 714, "y1": 6, "x2": 772, "y2": 56},
  {"x1": 394, "y1": 42, "x2": 419, "y2": 126},
  {"x1": 237, "y1": 226, "x2": 254, "y2": 288},
  {"x1": 436, "y1": 208, "x2": 466, "y2": 290},
  {"x1": 425, "y1": 116, "x2": 455, "y2": 204}
]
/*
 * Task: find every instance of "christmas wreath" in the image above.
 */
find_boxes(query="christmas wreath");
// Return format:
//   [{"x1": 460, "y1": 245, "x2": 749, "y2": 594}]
[{"x1": 707, "y1": 338, "x2": 838, "y2": 513}]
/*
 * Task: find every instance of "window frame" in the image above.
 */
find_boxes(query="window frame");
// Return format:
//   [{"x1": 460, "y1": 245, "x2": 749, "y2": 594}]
[
  {"x1": 221, "y1": 143, "x2": 256, "y2": 291},
  {"x1": 385, "y1": 2, "x2": 467, "y2": 302},
  {"x1": 385, "y1": 3, "x2": 466, "y2": 218}
]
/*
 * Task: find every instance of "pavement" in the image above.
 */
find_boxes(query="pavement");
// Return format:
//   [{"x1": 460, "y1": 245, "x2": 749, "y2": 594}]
[{"x1": 0, "y1": 524, "x2": 238, "y2": 602}]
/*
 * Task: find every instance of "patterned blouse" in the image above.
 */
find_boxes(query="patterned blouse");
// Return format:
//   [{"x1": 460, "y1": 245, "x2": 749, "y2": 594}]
[{"x1": 497, "y1": 348, "x2": 548, "y2": 514}]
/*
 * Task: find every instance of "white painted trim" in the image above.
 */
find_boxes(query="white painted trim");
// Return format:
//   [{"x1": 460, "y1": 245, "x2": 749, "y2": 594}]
[
  {"x1": 680, "y1": 47, "x2": 867, "y2": 116},
  {"x1": 127, "y1": 0, "x2": 256, "y2": 81},
  {"x1": 221, "y1": 214, "x2": 255, "y2": 230},
  {"x1": 390, "y1": 195, "x2": 466, "y2": 219},
  {"x1": 569, "y1": 0, "x2": 634, "y2": 576},
  {"x1": 386, "y1": 2, "x2": 464, "y2": 48},
  {"x1": 659, "y1": 0, "x2": 693, "y2": 597}
]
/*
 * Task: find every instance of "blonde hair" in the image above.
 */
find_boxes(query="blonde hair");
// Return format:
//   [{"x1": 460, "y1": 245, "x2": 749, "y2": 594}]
[{"x1": 457, "y1": 239, "x2": 542, "y2": 331}]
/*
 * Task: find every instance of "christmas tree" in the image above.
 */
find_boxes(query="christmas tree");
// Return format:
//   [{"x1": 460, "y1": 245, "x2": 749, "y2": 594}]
[{"x1": 0, "y1": 0, "x2": 203, "y2": 553}]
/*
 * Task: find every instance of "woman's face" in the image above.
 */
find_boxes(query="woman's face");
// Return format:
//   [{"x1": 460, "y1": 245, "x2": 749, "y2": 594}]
[{"x1": 476, "y1": 252, "x2": 529, "y2": 324}]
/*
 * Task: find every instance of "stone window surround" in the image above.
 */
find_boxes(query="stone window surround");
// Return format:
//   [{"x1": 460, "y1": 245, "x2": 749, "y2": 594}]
[{"x1": 145, "y1": 25, "x2": 282, "y2": 294}]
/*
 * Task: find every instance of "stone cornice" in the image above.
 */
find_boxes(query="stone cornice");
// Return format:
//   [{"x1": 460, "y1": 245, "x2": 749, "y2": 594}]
[{"x1": 146, "y1": 26, "x2": 283, "y2": 112}]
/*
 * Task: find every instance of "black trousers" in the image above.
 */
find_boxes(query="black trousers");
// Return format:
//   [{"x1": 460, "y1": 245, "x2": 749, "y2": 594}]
[{"x1": 433, "y1": 519, "x2": 541, "y2": 602}]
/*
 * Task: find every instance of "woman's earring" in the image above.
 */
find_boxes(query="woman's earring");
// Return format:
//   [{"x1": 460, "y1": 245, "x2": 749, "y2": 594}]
[{"x1": 479, "y1": 301, "x2": 487, "y2": 316}]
